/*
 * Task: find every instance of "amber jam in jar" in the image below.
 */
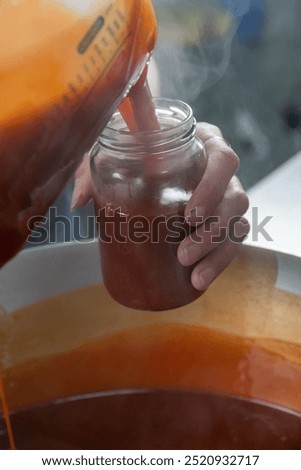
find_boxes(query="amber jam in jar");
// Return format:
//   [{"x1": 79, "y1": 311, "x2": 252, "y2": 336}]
[{"x1": 91, "y1": 99, "x2": 206, "y2": 310}]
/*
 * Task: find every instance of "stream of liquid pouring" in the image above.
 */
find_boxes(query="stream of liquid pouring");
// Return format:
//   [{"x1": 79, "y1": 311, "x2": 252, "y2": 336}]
[
  {"x1": 0, "y1": 378, "x2": 16, "y2": 450},
  {"x1": 71, "y1": 70, "x2": 160, "y2": 209},
  {"x1": 0, "y1": 304, "x2": 16, "y2": 449},
  {"x1": 119, "y1": 69, "x2": 161, "y2": 132}
]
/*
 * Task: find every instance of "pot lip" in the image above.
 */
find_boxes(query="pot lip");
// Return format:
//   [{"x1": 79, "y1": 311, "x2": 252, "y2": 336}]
[{"x1": 0, "y1": 241, "x2": 300, "y2": 313}]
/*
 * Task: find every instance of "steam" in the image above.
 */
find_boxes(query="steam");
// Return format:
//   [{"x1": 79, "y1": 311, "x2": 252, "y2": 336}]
[{"x1": 153, "y1": 0, "x2": 240, "y2": 103}]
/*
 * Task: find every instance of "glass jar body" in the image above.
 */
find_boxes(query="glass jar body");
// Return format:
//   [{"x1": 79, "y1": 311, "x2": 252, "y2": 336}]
[{"x1": 91, "y1": 99, "x2": 206, "y2": 310}]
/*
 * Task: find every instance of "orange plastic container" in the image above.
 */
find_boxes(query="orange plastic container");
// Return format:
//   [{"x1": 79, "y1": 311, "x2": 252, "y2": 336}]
[{"x1": 0, "y1": 0, "x2": 157, "y2": 266}]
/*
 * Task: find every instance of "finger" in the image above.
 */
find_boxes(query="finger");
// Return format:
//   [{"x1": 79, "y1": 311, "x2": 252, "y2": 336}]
[
  {"x1": 71, "y1": 153, "x2": 94, "y2": 209},
  {"x1": 195, "y1": 122, "x2": 223, "y2": 142},
  {"x1": 185, "y1": 124, "x2": 240, "y2": 224},
  {"x1": 191, "y1": 235, "x2": 249, "y2": 292},
  {"x1": 178, "y1": 177, "x2": 249, "y2": 266},
  {"x1": 178, "y1": 216, "x2": 250, "y2": 267}
]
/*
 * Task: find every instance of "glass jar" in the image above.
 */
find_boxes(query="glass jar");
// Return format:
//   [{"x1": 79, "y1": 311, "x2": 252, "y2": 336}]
[{"x1": 91, "y1": 99, "x2": 206, "y2": 311}]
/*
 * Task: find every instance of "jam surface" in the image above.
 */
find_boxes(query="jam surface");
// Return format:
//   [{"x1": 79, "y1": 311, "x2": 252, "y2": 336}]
[{"x1": 1, "y1": 389, "x2": 301, "y2": 450}]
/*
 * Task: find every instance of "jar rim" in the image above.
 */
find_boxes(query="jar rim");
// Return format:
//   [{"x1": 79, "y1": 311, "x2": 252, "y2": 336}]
[{"x1": 98, "y1": 98, "x2": 196, "y2": 153}]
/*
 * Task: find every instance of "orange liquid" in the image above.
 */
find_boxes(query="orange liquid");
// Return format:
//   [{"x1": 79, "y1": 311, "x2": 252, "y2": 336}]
[
  {"x1": 94, "y1": 176, "x2": 203, "y2": 310},
  {"x1": 1, "y1": 322, "x2": 301, "y2": 449},
  {"x1": 1, "y1": 390, "x2": 301, "y2": 450},
  {"x1": 0, "y1": 0, "x2": 157, "y2": 266},
  {"x1": 119, "y1": 68, "x2": 161, "y2": 132},
  {"x1": 1, "y1": 253, "x2": 301, "y2": 450}
]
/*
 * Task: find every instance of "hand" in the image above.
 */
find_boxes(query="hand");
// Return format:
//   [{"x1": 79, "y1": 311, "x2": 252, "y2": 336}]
[
  {"x1": 177, "y1": 123, "x2": 250, "y2": 291},
  {"x1": 71, "y1": 152, "x2": 94, "y2": 210}
]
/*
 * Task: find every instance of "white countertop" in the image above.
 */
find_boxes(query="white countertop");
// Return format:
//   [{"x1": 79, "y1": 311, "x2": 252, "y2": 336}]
[{"x1": 245, "y1": 151, "x2": 301, "y2": 258}]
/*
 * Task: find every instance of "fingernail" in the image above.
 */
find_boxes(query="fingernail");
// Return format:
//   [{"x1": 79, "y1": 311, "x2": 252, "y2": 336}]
[
  {"x1": 233, "y1": 218, "x2": 250, "y2": 241},
  {"x1": 197, "y1": 268, "x2": 215, "y2": 291},
  {"x1": 178, "y1": 243, "x2": 201, "y2": 266},
  {"x1": 240, "y1": 217, "x2": 249, "y2": 227},
  {"x1": 185, "y1": 205, "x2": 205, "y2": 225}
]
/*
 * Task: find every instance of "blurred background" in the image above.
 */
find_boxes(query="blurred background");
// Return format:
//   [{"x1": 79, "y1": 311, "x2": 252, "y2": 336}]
[
  {"x1": 153, "y1": 0, "x2": 301, "y2": 189},
  {"x1": 30, "y1": 0, "x2": 301, "y2": 245}
]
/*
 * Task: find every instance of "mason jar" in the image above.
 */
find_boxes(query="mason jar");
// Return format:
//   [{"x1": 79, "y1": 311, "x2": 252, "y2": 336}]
[{"x1": 91, "y1": 98, "x2": 206, "y2": 310}]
